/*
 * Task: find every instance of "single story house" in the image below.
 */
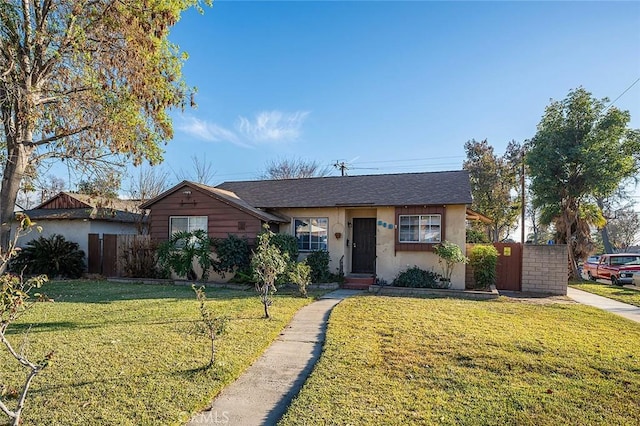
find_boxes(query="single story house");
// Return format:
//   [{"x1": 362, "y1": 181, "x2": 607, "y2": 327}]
[
  {"x1": 140, "y1": 170, "x2": 473, "y2": 289},
  {"x1": 15, "y1": 192, "x2": 144, "y2": 266}
]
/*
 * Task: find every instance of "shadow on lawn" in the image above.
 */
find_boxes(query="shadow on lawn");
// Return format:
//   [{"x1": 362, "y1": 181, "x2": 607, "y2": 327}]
[
  {"x1": 42, "y1": 280, "x2": 257, "y2": 304},
  {"x1": 6, "y1": 321, "x2": 91, "y2": 334}
]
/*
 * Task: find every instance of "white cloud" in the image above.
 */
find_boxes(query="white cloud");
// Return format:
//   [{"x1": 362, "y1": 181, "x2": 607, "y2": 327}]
[
  {"x1": 236, "y1": 110, "x2": 310, "y2": 143},
  {"x1": 177, "y1": 116, "x2": 239, "y2": 144},
  {"x1": 177, "y1": 110, "x2": 309, "y2": 146}
]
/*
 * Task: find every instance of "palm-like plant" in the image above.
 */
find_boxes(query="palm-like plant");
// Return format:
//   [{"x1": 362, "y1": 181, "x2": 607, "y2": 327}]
[{"x1": 11, "y1": 234, "x2": 85, "y2": 279}]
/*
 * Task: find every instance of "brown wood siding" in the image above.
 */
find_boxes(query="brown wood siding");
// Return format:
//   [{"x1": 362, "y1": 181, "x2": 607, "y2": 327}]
[
  {"x1": 40, "y1": 193, "x2": 90, "y2": 209},
  {"x1": 395, "y1": 205, "x2": 446, "y2": 252},
  {"x1": 148, "y1": 189, "x2": 263, "y2": 243}
]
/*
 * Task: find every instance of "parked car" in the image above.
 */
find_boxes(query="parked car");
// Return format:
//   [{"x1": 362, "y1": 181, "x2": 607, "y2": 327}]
[
  {"x1": 633, "y1": 271, "x2": 640, "y2": 286},
  {"x1": 584, "y1": 253, "x2": 640, "y2": 285}
]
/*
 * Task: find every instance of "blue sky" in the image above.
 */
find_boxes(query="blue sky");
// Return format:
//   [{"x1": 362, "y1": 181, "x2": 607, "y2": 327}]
[{"x1": 144, "y1": 0, "x2": 639, "y2": 194}]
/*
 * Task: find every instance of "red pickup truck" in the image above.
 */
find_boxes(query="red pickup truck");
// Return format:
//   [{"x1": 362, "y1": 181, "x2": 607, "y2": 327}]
[{"x1": 583, "y1": 253, "x2": 640, "y2": 285}]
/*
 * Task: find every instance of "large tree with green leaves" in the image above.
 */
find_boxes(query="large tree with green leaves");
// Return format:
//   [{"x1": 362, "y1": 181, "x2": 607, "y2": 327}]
[
  {"x1": 0, "y1": 0, "x2": 211, "y2": 248},
  {"x1": 527, "y1": 87, "x2": 640, "y2": 278},
  {"x1": 463, "y1": 139, "x2": 522, "y2": 242}
]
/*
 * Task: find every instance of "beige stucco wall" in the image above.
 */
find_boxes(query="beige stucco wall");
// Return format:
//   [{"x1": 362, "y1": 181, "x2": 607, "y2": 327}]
[
  {"x1": 276, "y1": 207, "x2": 348, "y2": 275},
  {"x1": 276, "y1": 204, "x2": 468, "y2": 289},
  {"x1": 375, "y1": 204, "x2": 467, "y2": 289}
]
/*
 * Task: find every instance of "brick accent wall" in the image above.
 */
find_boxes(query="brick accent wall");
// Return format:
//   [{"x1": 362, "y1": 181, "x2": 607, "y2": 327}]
[{"x1": 521, "y1": 244, "x2": 568, "y2": 295}]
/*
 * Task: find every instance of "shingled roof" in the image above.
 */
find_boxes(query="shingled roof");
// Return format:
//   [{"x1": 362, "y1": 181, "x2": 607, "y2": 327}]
[
  {"x1": 216, "y1": 170, "x2": 472, "y2": 208},
  {"x1": 19, "y1": 208, "x2": 142, "y2": 223},
  {"x1": 22, "y1": 192, "x2": 144, "y2": 223},
  {"x1": 139, "y1": 181, "x2": 288, "y2": 223}
]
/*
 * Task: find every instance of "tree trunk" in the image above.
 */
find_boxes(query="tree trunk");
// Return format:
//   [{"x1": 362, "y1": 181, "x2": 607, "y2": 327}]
[
  {"x1": 600, "y1": 226, "x2": 614, "y2": 254},
  {"x1": 564, "y1": 210, "x2": 579, "y2": 280},
  {"x1": 263, "y1": 300, "x2": 270, "y2": 319},
  {"x1": 595, "y1": 198, "x2": 614, "y2": 254},
  {"x1": 1, "y1": 143, "x2": 34, "y2": 250}
]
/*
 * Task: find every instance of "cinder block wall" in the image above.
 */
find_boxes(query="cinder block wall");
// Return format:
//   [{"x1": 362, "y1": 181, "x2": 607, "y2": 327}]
[{"x1": 522, "y1": 244, "x2": 568, "y2": 295}]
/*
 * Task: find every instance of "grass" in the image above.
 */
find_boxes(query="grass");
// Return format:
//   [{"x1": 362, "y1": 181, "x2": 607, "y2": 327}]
[
  {"x1": 280, "y1": 295, "x2": 640, "y2": 426},
  {"x1": 1, "y1": 280, "x2": 320, "y2": 426},
  {"x1": 570, "y1": 280, "x2": 640, "y2": 307}
]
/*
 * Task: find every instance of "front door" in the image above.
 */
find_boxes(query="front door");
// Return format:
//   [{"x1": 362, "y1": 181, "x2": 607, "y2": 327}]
[{"x1": 352, "y1": 218, "x2": 376, "y2": 273}]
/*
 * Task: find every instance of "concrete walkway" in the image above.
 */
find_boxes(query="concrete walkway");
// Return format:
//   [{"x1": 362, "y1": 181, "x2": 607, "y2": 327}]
[
  {"x1": 186, "y1": 289, "x2": 362, "y2": 426},
  {"x1": 567, "y1": 287, "x2": 640, "y2": 323}
]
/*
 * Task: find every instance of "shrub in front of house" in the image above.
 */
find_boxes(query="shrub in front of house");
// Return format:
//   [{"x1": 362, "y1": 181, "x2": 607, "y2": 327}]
[
  {"x1": 286, "y1": 260, "x2": 311, "y2": 297},
  {"x1": 392, "y1": 266, "x2": 444, "y2": 288},
  {"x1": 121, "y1": 236, "x2": 161, "y2": 278},
  {"x1": 269, "y1": 233, "x2": 299, "y2": 262},
  {"x1": 468, "y1": 244, "x2": 499, "y2": 289},
  {"x1": 305, "y1": 250, "x2": 331, "y2": 283},
  {"x1": 11, "y1": 234, "x2": 85, "y2": 278},
  {"x1": 213, "y1": 234, "x2": 251, "y2": 278},
  {"x1": 156, "y1": 230, "x2": 215, "y2": 281}
]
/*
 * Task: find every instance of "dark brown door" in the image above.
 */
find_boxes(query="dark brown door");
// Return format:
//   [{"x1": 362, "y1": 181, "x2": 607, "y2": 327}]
[
  {"x1": 494, "y1": 243, "x2": 522, "y2": 291},
  {"x1": 352, "y1": 218, "x2": 376, "y2": 273}
]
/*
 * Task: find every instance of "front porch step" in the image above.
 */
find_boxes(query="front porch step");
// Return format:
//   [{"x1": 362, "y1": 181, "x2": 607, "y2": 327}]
[{"x1": 343, "y1": 274, "x2": 375, "y2": 290}]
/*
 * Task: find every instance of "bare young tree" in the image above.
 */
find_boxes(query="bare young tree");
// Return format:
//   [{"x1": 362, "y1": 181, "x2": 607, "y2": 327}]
[
  {"x1": 0, "y1": 216, "x2": 52, "y2": 426},
  {"x1": 128, "y1": 166, "x2": 171, "y2": 203},
  {"x1": 607, "y1": 209, "x2": 640, "y2": 251},
  {"x1": 260, "y1": 157, "x2": 332, "y2": 180},
  {"x1": 174, "y1": 155, "x2": 217, "y2": 185}
]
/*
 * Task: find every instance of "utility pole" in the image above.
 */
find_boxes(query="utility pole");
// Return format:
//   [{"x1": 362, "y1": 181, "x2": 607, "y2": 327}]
[
  {"x1": 334, "y1": 161, "x2": 348, "y2": 176},
  {"x1": 521, "y1": 149, "x2": 526, "y2": 244}
]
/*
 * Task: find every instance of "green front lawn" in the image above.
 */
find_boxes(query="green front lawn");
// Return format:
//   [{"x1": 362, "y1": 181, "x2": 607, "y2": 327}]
[
  {"x1": 1, "y1": 280, "x2": 318, "y2": 425},
  {"x1": 571, "y1": 280, "x2": 640, "y2": 307},
  {"x1": 280, "y1": 295, "x2": 640, "y2": 425}
]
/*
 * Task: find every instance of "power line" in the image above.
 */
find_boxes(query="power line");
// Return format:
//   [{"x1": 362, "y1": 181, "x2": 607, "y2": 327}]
[
  {"x1": 351, "y1": 155, "x2": 465, "y2": 165},
  {"x1": 601, "y1": 77, "x2": 640, "y2": 115}
]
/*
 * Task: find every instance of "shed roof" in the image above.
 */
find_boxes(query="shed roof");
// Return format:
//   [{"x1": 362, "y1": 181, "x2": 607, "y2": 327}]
[
  {"x1": 139, "y1": 181, "x2": 288, "y2": 223},
  {"x1": 19, "y1": 208, "x2": 143, "y2": 224}
]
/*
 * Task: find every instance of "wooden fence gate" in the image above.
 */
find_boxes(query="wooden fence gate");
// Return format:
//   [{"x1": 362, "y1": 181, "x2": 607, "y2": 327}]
[
  {"x1": 88, "y1": 233, "x2": 147, "y2": 277},
  {"x1": 466, "y1": 242, "x2": 522, "y2": 291},
  {"x1": 493, "y1": 243, "x2": 522, "y2": 291}
]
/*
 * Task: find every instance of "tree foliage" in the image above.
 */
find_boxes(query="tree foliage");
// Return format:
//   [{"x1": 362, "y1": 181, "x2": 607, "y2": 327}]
[
  {"x1": 463, "y1": 139, "x2": 522, "y2": 242},
  {"x1": 526, "y1": 87, "x2": 640, "y2": 278},
  {"x1": 433, "y1": 241, "x2": 468, "y2": 282},
  {"x1": 0, "y1": 0, "x2": 211, "y2": 248}
]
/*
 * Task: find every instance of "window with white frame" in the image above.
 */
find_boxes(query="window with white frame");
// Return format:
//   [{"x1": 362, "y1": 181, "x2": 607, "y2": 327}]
[
  {"x1": 169, "y1": 216, "x2": 208, "y2": 236},
  {"x1": 294, "y1": 217, "x2": 328, "y2": 251},
  {"x1": 399, "y1": 214, "x2": 441, "y2": 243}
]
